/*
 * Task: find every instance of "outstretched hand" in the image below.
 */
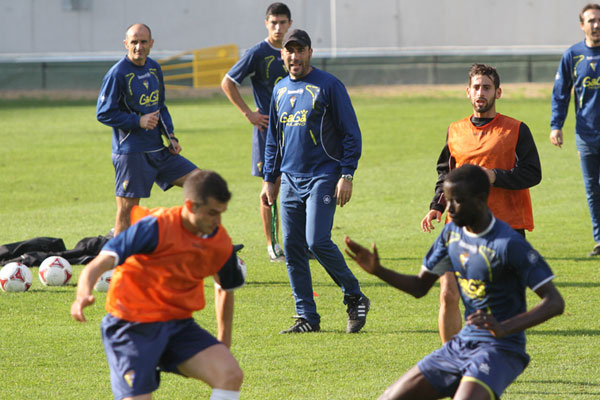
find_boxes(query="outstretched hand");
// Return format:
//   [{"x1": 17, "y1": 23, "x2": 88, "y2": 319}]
[
  {"x1": 344, "y1": 236, "x2": 382, "y2": 275},
  {"x1": 421, "y1": 209, "x2": 442, "y2": 233},
  {"x1": 70, "y1": 294, "x2": 95, "y2": 323}
]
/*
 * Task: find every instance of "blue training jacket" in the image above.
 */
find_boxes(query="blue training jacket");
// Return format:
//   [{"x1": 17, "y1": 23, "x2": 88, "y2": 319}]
[
  {"x1": 263, "y1": 67, "x2": 362, "y2": 182},
  {"x1": 551, "y1": 40, "x2": 600, "y2": 143},
  {"x1": 97, "y1": 56, "x2": 173, "y2": 154},
  {"x1": 225, "y1": 39, "x2": 288, "y2": 115}
]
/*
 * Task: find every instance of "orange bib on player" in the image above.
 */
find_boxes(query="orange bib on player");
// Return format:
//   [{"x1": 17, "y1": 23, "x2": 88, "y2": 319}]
[
  {"x1": 106, "y1": 205, "x2": 233, "y2": 322},
  {"x1": 448, "y1": 114, "x2": 534, "y2": 231}
]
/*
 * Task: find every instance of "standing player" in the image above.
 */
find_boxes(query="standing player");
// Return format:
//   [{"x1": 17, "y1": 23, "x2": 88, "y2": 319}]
[
  {"x1": 71, "y1": 170, "x2": 245, "y2": 400},
  {"x1": 97, "y1": 23, "x2": 199, "y2": 237},
  {"x1": 551, "y1": 3, "x2": 600, "y2": 256},
  {"x1": 262, "y1": 29, "x2": 370, "y2": 334},
  {"x1": 346, "y1": 164, "x2": 564, "y2": 400},
  {"x1": 421, "y1": 64, "x2": 541, "y2": 343},
  {"x1": 221, "y1": 3, "x2": 292, "y2": 262}
]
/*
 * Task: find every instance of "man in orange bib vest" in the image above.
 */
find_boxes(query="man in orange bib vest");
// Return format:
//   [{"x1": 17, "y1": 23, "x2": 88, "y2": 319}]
[
  {"x1": 71, "y1": 170, "x2": 245, "y2": 400},
  {"x1": 421, "y1": 64, "x2": 542, "y2": 344}
]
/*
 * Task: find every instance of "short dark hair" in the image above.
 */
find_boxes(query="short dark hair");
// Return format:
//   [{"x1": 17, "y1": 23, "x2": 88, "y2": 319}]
[
  {"x1": 183, "y1": 170, "x2": 231, "y2": 205},
  {"x1": 580, "y1": 3, "x2": 600, "y2": 23},
  {"x1": 266, "y1": 2, "x2": 291, "y2": 20},
  {"x1": 126, "y1": 23, "x2": 152, "y2": 40},
  {"x1": 468, "y1": 63, "x2": 500, "y2": 89},
  {"x1": 445, "y1": 164, "x2": 490, "y2": 200}
]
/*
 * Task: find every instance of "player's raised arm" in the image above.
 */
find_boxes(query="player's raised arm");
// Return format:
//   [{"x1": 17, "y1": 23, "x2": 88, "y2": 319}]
[
  {"x1": 344, "y1": 236, "x2": 438, "y2": 298},
  {"x1": 70, "y1": 252, "x2": 116, "y2": 322}
]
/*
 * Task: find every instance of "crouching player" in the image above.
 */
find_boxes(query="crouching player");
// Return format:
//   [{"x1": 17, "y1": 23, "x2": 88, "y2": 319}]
[
  {"x1": 345, "y1": 164, "x2": 564, "y2": 400},
  {"x1": 71, "y1": 170, "x2": 245, "y2": 400}
]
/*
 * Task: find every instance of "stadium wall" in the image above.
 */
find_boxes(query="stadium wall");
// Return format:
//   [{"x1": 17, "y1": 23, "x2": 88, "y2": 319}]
[{"x1": 0, "y1": 0, "x2": 591, "y2": 89}]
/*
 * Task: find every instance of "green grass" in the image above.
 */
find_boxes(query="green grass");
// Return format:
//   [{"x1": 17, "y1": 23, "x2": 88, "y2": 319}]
[{"x1": 0, "y1": 87, "x2": 599, "y2": 399}]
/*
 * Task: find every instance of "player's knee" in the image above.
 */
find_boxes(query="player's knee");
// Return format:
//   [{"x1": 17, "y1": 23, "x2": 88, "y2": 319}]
[
  {"x1": 306, "y1": 237, "x2": 330, "y2": 254},
  {"x1": 214, "y1": 362, "x2": 243, "y2": 390}
]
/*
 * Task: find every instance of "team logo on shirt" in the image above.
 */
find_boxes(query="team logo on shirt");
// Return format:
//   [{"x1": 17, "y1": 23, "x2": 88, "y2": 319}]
[
  {"x1": 290, "y1": 96, "x2": 296, "y2": 108},
  {"x1": 280, "y1": 110, "x2": 308, "y2": 126},
  {"x1": 591, "y1": 62, "x2": 597, "y2": 72},
  {"x1": 456, "y1": 274, "x2": 487, "y2": 299},
  {"x1": 479, "y1": 362, "x2": 490, "y2": 375},
  {"x1": 143, "y1": 80, "x2": 149, "y2": 90},
  {"x1": 527, "y1": 250, "x2": 539, "y2": 264},
  {"x1": 124, "y1": 370, "x2": 136, "y2": 387},
  {"x1": 140, "y1": 89, "x2": 159, "y2": 106},
  {"x1": 582, "y1": 76, "x2": 600, "y2": 89},
  {"x1": 459, "y1": 252, "x2": 470, "y2": 269}
]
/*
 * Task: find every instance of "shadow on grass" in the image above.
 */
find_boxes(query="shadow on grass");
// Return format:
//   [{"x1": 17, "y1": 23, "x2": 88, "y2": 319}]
[
  {"x1": 28, "y1": 287, "x2": 74, "y2": 293},
  {"x1": 516, "y1": 379, "x2": 600, "y2": 388},
  {"x1": 510, "y1": 379, "x2": 600, "y2": 396}
]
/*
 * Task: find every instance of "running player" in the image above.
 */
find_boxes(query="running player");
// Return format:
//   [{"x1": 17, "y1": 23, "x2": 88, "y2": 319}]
[
  {"x1": 221, "y1": 3, "x2": 292, "y2": 262},
  {"x1": 346, "y1": 164, "x2": 564, "y2": 400},
  {"x1": 97, "y1": 23, "x2": 199, "y2": 237},
  {"x1": 71, "y1": 170, "x2": 245, "y2": 400}
]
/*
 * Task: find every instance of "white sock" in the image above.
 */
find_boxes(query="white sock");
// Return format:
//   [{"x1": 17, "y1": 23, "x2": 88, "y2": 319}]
[{"x1": 210, "y1": 388, "x2": 240, "y2": 400}]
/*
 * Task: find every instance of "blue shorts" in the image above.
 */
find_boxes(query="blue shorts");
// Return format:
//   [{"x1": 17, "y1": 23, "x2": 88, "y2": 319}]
[
  {"x1": 251, "y1": 125, "x2": 266, "y2": 178},
  {"x1": 101, "y1": 314, "x2": 220, "y2": 400},
  {"x1": 417, "y1": 336, "x2": 529, "y2": 398},
  {"x1": 112, "y1": 148, "x2": 197, "y2": 198}
]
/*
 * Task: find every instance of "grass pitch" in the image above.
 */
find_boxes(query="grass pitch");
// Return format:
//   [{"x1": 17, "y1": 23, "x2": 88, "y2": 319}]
[{"x1": 0, "y1": 85, "x2": 599, "y2": 399}]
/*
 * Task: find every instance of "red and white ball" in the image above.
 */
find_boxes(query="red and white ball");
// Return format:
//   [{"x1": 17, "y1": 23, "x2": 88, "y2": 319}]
[
  {"x1": 39, "y1": 256, "x2": 72, "y2": 286},
  {"x1": 0, "y1": 262, "x2": 33, "y2": 292},
  {"x1": 94, "y1": 269, "x2": 113, "y2": 292}
]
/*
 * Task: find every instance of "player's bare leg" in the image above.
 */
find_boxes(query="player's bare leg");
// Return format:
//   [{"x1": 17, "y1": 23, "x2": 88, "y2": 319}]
[
  {"x1": 261, "y1": 177, "x2": 284, "y2": 261},
  {"x1": 438, "y1": 271, "x2": 462, "y2": 343},
  {"x1": 114, "y1": 196, "x2": 140, "y2": 236},
  {"x1": 453, "y1": 379, "x2": 495, "y2": 400},
  {"x1": 378, "y1": 366, "x2": 444, "y2": 400},
  {"x1": 178, "y1": 344, "x2": 243, "y2": 392}
]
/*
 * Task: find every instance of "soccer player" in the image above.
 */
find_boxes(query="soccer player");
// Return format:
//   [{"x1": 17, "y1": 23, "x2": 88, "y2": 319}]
[
  {"x1": 346, "y1": 164, "x2": 564, "y2": 400},
  {"x1": 551, "y1": 3, "x2": 600, "y2": 256},
  {"x1": 262, "y1": 29, "x2": 370, "y2": 334},
  {"x1": 421, "y1": 64, "x2": 541, "y2": 343},
  {"x1": 221, "y1": 3, "x2": 292, "y2": 262},
  {"x1": 71, "y1": 170, "x2": 245, "y2": 400},
  {"x1": 97, "y1": 23, "x2": 199, "y2": 237}
]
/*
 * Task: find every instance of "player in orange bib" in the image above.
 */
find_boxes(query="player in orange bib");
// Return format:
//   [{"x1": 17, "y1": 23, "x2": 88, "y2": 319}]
[
  {"x1": 421, "y1": 64, "x2": 542, "y2": 344},
  {"x1": 71, "y1": 170, "x2": 245, "y2": 400}
]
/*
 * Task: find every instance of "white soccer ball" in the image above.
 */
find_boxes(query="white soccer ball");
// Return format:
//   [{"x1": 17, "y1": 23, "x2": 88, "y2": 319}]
[
  {"x1": 0, "y1": 262, "x2": 33, "y2": 292},
  {"x1": 39, "y1": 256, "x2": 72, "y2": 286},
  {"x1": 94, "y1": 269, "x2": 114, "y2": 292}
]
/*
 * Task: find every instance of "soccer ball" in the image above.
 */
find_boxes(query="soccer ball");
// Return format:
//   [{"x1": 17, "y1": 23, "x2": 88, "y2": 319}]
[
  {"x1": 39, "y1": 256, "x2": 72, "y2": 286},
  {"x1": 0, "y1": 262, "x2": 33, "y2": 292},
  {"x1": 94, "y1": 269, "x2": 113, "y2": 292}
]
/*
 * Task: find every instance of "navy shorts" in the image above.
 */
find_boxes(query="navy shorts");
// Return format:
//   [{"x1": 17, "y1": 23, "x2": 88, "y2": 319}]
[
  {"x1": 251, "y1": 124, "x2": 266, "y2": 178},
  {"x1": 101, "y1": 314, "x2": 220, "y2": 400},
  {"x1": 417, "y1": 336, "x2": 529, "y2": 398},
  {"x1": 112, "y1": 148, "x2": 197, "y2": 198}
]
